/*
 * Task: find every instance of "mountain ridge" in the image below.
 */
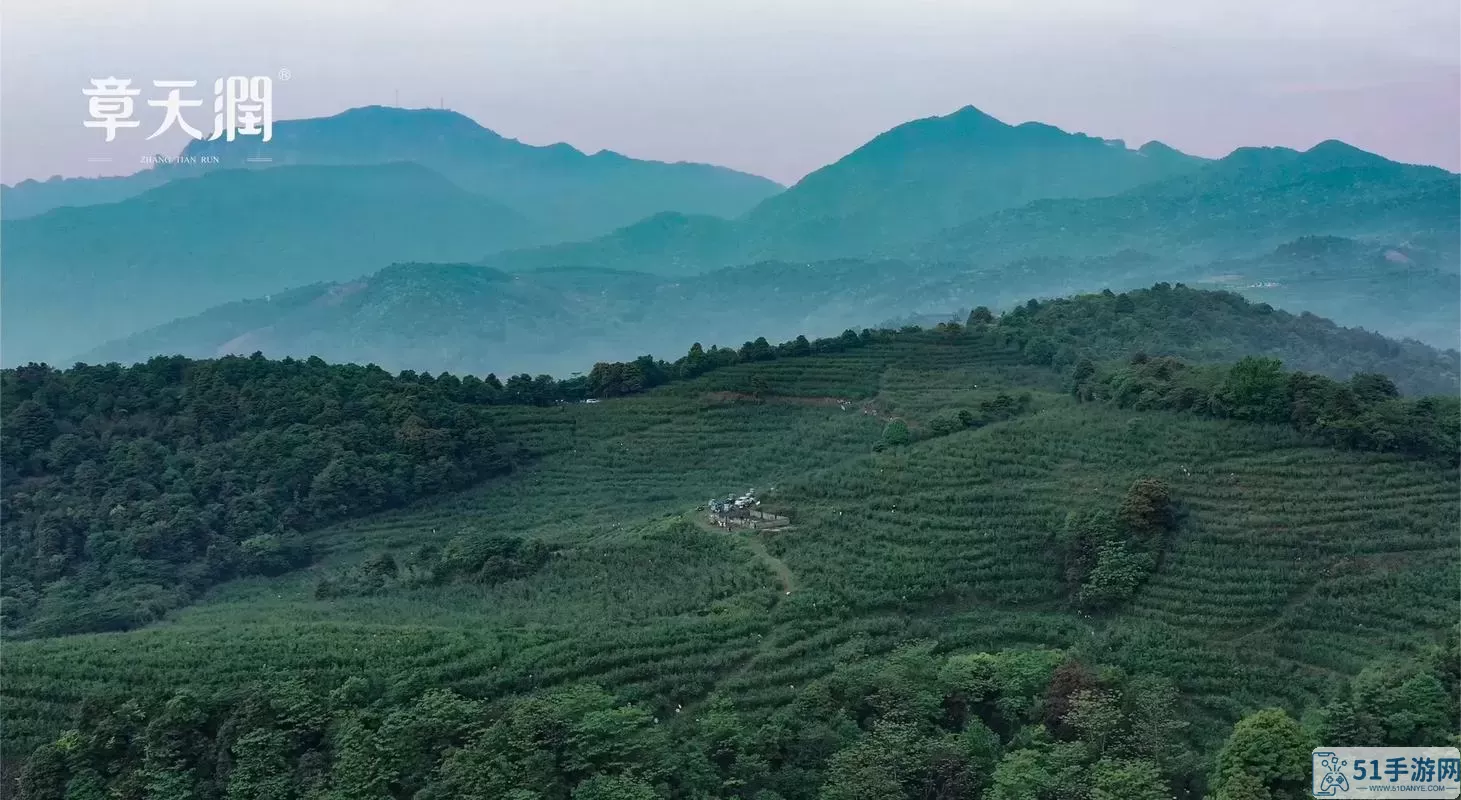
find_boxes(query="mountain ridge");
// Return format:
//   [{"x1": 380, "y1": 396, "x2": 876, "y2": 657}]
[
  {"x1": 2, "y1": 105, "x2": 784, "y2": 235},
  {"x1": 77, "y1": 251, "x2": 1461, "y2": 397},
  {"x1": 1, "y1": 162, "x2": 539, "y2": 365}
]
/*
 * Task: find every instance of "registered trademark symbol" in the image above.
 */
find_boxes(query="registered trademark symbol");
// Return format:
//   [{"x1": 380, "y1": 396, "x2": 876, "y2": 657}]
[{"x1": 277, "y1": 68, "x2": 292, "y2": 81}]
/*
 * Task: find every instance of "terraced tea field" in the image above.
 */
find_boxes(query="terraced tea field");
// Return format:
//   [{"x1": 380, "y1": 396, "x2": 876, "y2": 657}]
[{"x1": 3, "y1": 337, "x2": 1456, "y2": 758}]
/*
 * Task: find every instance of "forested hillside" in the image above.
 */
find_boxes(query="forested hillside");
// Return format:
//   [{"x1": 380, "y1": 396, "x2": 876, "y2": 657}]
[
  {"x1": 0, "y1": 356, "x2": 515, "y2": 638},
  {"x1": 989, "y1": 283, "x2": 1459, "y2": 396},
  {"x1": 5, "y1": 288, "x2": 1458, "y2": 799}
]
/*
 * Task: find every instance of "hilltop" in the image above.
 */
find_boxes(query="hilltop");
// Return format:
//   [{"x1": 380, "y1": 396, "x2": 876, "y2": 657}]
[
  {"x1": 738, "y1": 105, "x2": 1206, "y2": 259},
  {"x1": 475, "y1": 105, "x2": 1212, "y2": 272},
  {"x1": 468, "y1": 111, "x2": 1455, "y2": 281}
]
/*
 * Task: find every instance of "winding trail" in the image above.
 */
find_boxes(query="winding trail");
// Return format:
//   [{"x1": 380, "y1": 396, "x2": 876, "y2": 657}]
[
  {"x1": 688, "y1": 512, "x2": 796, "y2": 594},
  {"x1": 744, "y1": 535, "x2": 795, "y2": 593}
]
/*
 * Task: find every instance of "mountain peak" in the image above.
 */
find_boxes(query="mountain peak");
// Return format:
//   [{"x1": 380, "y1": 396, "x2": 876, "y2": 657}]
[
  {"x1": 1138, "y1": 140, "x2": 1181, "y2": 157},
  {"x1": 330, "y1": 104, "x2": 499, "y2": 132},
  {"x1": 946, "y1": 104, "x2": 1009, "y2": 125},
  {"x1": 180, "y1": 104, "x2": 504, "y2": 159},
  {"x1": 1301, "y1": 139, "x2": 1389, "y2": 168}
]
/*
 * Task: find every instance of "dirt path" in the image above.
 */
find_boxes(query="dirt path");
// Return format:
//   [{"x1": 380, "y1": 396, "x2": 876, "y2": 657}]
[
  {"x1": 700, "y1": 391, "x2": 891, "y2": 420},
  {"x1": 689, "y1": 512, "x2": 796, "y2": 593},
  {"x1": 745, "y1": 535, "x2": 795, "y2": 593}
]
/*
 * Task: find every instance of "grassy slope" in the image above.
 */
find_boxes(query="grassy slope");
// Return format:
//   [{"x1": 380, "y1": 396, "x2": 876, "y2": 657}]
[{"x1": 3, "y1": 334, "x2": 1455, "y2": 755}]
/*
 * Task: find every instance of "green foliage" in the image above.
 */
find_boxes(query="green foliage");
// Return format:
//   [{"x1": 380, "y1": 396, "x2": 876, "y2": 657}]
[
  {"x1": 23, "y1": 648, "x2": 1141, "y2": 800},
  {"x1": 1089, "y1": 758, "x2": 1168, "y2": 800},
  {"x1": 997, "y1": 283, "x2": 1457, "y2": 396},
  {"x1": 1059, "y1": 479, "x2": 1175, "y2": 610},
  {"x1": 879, "y1": 420, "x2": 912, "y2": 449},
  {"x1": 1212, "y1": 708, "x2": 1313, "y2": 800},
  {"x1": 0, "y1": 355, "x2": 513, "y2": 637},
  {"x1": 1077, "y1": 351, "x2": 1460, "y2": 463},
  {"x1": 1316, "y1": 652, "x2": 1459, "y2": 747},
  {"x1": 3, "y1": 303, "x2": 1457, "y2": 800},
  {"x1": 315, "y1": 532, "x2": 552, "y2": 599}
]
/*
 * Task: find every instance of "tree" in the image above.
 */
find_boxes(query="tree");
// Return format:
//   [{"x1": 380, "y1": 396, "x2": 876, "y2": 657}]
[
  {"x1": 880, "y1": 420, "x2": 912, "y2": 448},
  {"x1": 1349, "y1": 373, "x2": 1399, "y2": 403},
  {"x1": 967, "y1": 306, "x2": 994, "y2": 326},
  {"x1": 986, "y1": 739, "x2": 1087, "y2": 800},
  {"x1": 683, "y1": 343, "x2": 709, "y2": 378},
  {"x1": 16, "y1": 742, "x2": 69, "y2": 800},
  {"x1": 1212, "y1": 708, "x2": 1312, "y2": 800},
  {"x1": 1077, "y1": 544, "x2": 1154, "y2": 609},
  {"x1": 1212, "y1": 357, "x2": 1288, "y2": 423},
  {"x1": 818, "y1": 723, "x2": 926, "y2": 800},
  {"x1": 1089, "y1": 758, "x2": 1168, "y2": 800},
  {"x1": 572, "y1": 774, "x2": 658, "y2": 800},
  {"x1": 1117, "y1": 478, "x2": 1174, "y2": 544},
  {"x1": 1343, "y1": 660, "x2": 1454, "y2": 746}
]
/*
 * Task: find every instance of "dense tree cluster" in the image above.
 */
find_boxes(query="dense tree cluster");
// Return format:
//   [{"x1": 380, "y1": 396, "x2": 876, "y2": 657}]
[
  {"x1": 17, "y1": 645, "x2": 1209, "y2": 800},
  {"x1": 0, "y1": 355, "x2": 513, "y2": 637},
  {"x1": 883, "y1": 392, "x2": 1036, "y2": 451},
  {"x1": 1206, "y1": 636, "x2": 1458, "y2": 800},
  {"x1": 585, "y1": 330, "x2": 872, "y2": 399},
  {"x1": 1059, "y1": 479, "x2": 1177, "y2": 610},
  {"x1": 315, "y1": 531, "x2": 552, "y2": 598},
  {"x1": 1074, "y1": 354, "x2": 1460, "y2": 463},
  {"x1": 1314, "y1": 633, "x2": 1460, "y2": 750},
  {"x1": 992, "y1": 283, "x2": 1459, "y2": 397}
]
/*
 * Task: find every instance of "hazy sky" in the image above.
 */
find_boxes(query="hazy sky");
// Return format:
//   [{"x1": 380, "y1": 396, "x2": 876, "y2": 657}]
[{"x1": 3, "y1": 0, "x2": 1458, "y2": 185}]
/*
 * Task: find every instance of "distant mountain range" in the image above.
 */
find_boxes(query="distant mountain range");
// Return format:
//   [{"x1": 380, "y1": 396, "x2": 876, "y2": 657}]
[
  {"x1": 3, "y1": 104, "x2": 1457, "y2": 367},
  {"x1": 2, "y1": 106, "x2": 783, "y2": 237},
  {"x1": 81, "y1": 237, "x2": 1459, "y2": 393},
  {"x1": 480, "y1": 106, "x2": 1213, "y2": 274},
  {"x1": 737, "y1": 105, "x2": 1207, "y2": 259},
  {"x1": 482, "y1": 132, "x2": 1458, "y2": 277},
  {"x1": 2, "y1": 163, "x2": 539, "y2": 364},
  {"x1": 923, "y1": 139, "x2": 1459, "y2": 264}
]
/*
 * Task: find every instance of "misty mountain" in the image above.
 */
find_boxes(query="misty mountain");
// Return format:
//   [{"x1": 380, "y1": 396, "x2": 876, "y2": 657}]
[
  {"x1": 475, "y1": 109, "x2": 1456, "y2": 282},
  {"x1": 77, "y1": 260, "x2": 930, "y2": 377},
  {"x1": 0, "y1": 170, "x2": 176, "y2": 221},
  {"x1": 480, "y1": 212, "x2": 744, "y2": 275},
  {"x1": 474, "y1": 107, "x2": 1212, "y2": 275},
  {"x1": 2, "y1": 106, "x2": 784, "y2": 239},
  {"x1": 9, "y1": 105, "x2": 1457, "y2": 371},
  {"x1": 79, "y1": 237, "x2": 1459, "y2": 394},
  {"x1": 1187, "y1": 235, "x2": 1460, "y2": 347},
  {"x1": 1, "y1": 162, "x2": 538, "y2": 365},
  {"x1": 924, "y1": 140, "x2": 1460, "y2": 264},
  {"x1": 737, "y1": 105, "x2": 1208, "y2": 259}
]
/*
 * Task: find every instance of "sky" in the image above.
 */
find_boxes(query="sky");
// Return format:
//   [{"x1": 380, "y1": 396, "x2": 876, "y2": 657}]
[{"x1": 3, "y1": 0, "x2": 1458, "y2": 185}]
